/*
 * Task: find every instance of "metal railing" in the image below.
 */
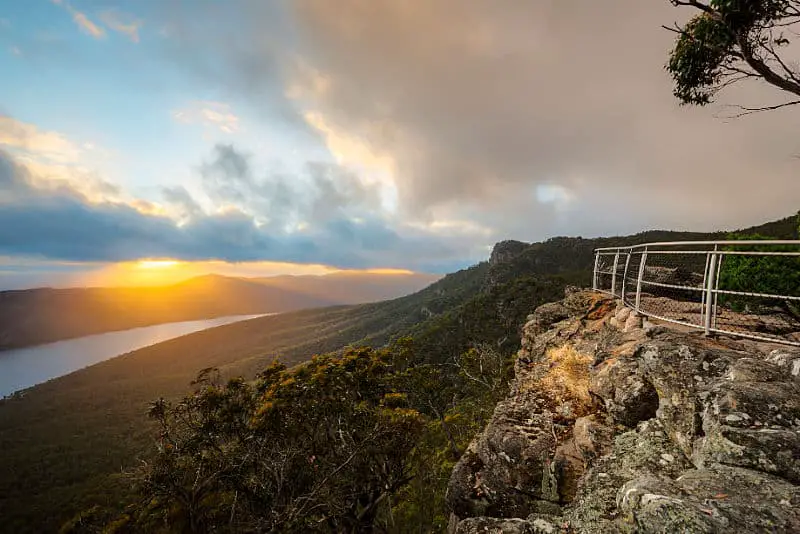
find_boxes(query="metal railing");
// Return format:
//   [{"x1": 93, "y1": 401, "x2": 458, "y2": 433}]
[{"x1": 593, "y1": 241, "x2": 800, "y2": 346}]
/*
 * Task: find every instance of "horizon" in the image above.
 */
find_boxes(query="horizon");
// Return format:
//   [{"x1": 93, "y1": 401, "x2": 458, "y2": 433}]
[
  {"x1": 0, "y1": 209, "x2": 795, "y2": 291},
  {"x1": 0, "y1": 261, "x2": 438, "y2": 291},
  {"x1": 2, "y1": 1, "x2": 800, "y2": 290},
  {"x1": 3, "y1": 208, "x2": 795, "y2": 291}
]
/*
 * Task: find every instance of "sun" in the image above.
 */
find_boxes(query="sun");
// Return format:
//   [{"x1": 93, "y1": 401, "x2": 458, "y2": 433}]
[{"x1": 136, "y1": 259, "x2": 180, "y2": 269}]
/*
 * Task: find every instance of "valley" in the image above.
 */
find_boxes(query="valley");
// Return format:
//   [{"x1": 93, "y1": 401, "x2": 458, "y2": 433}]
[
  {"x1": 0, "y1": 215, "x2": 796, "y2": 532},
  {"x1": 0, "y1": 271, "x2": 438, "y2": 350}
]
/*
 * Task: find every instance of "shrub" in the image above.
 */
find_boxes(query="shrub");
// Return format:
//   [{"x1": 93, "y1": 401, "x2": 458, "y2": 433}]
[{"x1": 718, "y1": 233, "x2": 800, "y2": 318}]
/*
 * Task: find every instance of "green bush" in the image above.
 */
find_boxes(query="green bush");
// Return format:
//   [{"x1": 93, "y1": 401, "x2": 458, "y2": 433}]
[{"x1": 718, "y1": 233, "x2": 800, "y2": 317}]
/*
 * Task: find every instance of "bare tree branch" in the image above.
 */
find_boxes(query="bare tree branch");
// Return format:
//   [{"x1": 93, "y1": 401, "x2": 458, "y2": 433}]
[
  {"x1": 719, "y1": 99, "x2": 800, "y2": 118},
  {"x1": 671, "y1": 0, "x2": 715, "y2": 15}
]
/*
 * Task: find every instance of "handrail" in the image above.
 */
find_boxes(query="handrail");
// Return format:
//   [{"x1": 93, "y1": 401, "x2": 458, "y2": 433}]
[
  {"x1": 592, "y1": 240, "x2": 800, "y2": 346},
  {"x1": 594, "y1": 240, "x2": 800, "y2": 252}
]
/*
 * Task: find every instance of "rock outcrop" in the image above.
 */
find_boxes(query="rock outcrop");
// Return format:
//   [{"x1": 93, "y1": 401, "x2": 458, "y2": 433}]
[
  {"x1": 489, "y1": 240, "x2": 529, "y2": 266},
  {"x1": 446, "y1": 289, "x2": 800, "y2": 533}
]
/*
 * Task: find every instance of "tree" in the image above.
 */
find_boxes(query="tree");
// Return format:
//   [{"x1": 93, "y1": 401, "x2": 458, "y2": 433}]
[
  {"x1": 718, "y1": 233, "x2": 800, "y2": 319},
  {"x1": 665, "y1": 0, "x2": 800, "y2": 114},
  {"x1": 127, "y1": 349, "x2": 425, "y2": 533}
]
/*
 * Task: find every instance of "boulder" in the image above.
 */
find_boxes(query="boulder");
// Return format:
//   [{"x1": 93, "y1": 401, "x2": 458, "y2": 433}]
[
  {"x1": 623, "y1": 312, "x2": 642, "y2": 332},
  {"x1": 565, "y1": 418, "x2": 692, "y2": 534},
  {"x1": 454, "y1": 515, "x2": 562, "y2": 534},
  {"x1": 637, "y1": 337, "x2": 740, "y2": 456},
  {"x1": 617, "y1": 465, "x2": 800, "y2": 533},
  {"x1": 615, "y1": 307, "x2": 631, "y2": 324},
  {"x1": 526, "y1": 302, "x2": 571, "y2": 334},
  {"x1": 445, "y1": 406, "x2": 557, "y2": 519},
  {"x1": 590, "y1": 357, "x2": 657, "y2": 428},
  {"x1": 448, "y1": 290, "x2": 800, "y2": 534},
  {"x1": 766, "y1": 347, "x2": 800, "y2": 378}
]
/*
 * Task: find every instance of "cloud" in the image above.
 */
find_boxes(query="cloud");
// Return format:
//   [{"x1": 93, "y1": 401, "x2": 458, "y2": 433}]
[
  {"x1": 173, "y1": 101, "x2": 240, "y2": 134},
  {"x1": 50, "y1": 0, "x2": 105, "y2": 38},
  {"x1": 0, "y1": 148, "x2": 464, "y2": 272},
  {"x1": 198, "y1": 144, "x2": 385, "y2": 231},
  {"x1": 293, "y1": 1, "x2": 800, "y2": 236},
  {"x1": 0, "y1": 116, "x2": 82, "y2": 163},
  {"x1": 72, "y1": 11, "x2": 105, "y2": 39},
  {"x1": 0, "y1": 116, "x2": 119, "y2": 203},
  {"x1": 156, "y1": 0, "x2": 799, "y2": 245},
  {"x1": 162, "y1": 185, "x2": 202, "y2": 220},
  {"x1": 99, "y1": 10, "x2": 143, "y2": 43}
]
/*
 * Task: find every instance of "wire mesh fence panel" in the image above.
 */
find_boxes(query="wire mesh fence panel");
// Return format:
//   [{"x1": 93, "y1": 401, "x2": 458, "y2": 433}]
[
  {"x1": 620, "y1": 251, "x2": 643, "y2": 306},
  {"x1": 637, "y1": 248, "x2": 707, "y2": 328},
  {"x1": 712, "y1": 244, "x2": 800, "y2": 345},
  {"x1": 593, "y1": 241, "x2": 800, "y2": 346},
  {"x1": 594, "y1": 252, "x2": 618, "y2": 296}
]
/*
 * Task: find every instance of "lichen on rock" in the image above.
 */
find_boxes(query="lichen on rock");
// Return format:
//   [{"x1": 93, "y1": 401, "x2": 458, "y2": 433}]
[{"x1": 446, "y1": 289, "x2": 800, "y2": 533}]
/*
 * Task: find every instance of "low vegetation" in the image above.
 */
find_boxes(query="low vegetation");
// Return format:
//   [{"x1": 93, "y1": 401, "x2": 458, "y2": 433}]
[
  {"x1": 719, "y1": 218, "x2": 800, "y2": 318},
  {"x1": 0, "y1": 214, "x2": 796, "y2": 532},
  {"x1": 538, "y1": 344, "x2": 595, "y2": 412}
]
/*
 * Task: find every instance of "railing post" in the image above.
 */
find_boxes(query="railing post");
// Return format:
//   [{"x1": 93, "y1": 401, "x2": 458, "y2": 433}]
[
  {"x1": 635, "y1": 248, "x2": 647, "y2": 312},
  {"x1": 592, "y1": 252, "x2": 600, "y2": 291},
  {"x1": 610, "y1": 250, "x2": 620, "y2": 298},
  {"x1": 621, "y1": 250, "x2": 632, "y2": 304},
  {"x1": 704, "y1": 246, "x2": 719, "y2": 336},
  {"x1": 713, "y1": 251, "x2": 723, "y2": 330}
]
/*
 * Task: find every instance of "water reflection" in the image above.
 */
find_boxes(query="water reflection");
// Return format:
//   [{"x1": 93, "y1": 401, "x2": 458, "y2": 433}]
[{"x1": 0, "y1": 314, "x2": 268, "y2": 397}]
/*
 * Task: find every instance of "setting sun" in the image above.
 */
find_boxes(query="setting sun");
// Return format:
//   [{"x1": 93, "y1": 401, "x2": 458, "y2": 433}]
[{"x1": 136, "y1": 260, "x2": 180, "y2": 269}]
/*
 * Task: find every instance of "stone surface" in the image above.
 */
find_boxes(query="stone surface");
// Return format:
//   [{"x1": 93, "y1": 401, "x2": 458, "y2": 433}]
[
  {"x1": 489, "y1": 240, "x2": 528, "y2": 266},
  {"x1": 617, "y1": 465, "x2": 800, "y2": 533},
  {"x1": 525, "y1": 302, "x2": 571, "y2": 335},
  {"x1": 590, "y1": 357, "x2": 657, "y2": 428},
  {"x1": 454, "y1": 515, "x2": 562, "y2": 534},
  {"x1": 448, "y1": 290, "x2": 800, "y2": 534},
  {"x1": 615, "y1": 307, "x2": 631, "y2": 324},
  {"x1": 767, "y1": 347, "x2": 800, "y2": 378},
  {"x1": 623, "y1": 313, "x2": 642, "y2": 332}
]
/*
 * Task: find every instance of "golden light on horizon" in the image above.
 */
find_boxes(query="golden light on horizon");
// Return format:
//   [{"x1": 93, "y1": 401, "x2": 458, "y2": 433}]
[
  {"x1": 136, "y1": 259, "x2": 180, "y2": 269},
  {"x1": 72, "y1": 259, "x2": 427, "y2": 289}
]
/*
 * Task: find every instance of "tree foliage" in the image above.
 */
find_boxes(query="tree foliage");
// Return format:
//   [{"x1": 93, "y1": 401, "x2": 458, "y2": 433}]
[
  {"x1": 718, "y1": 230, "x2": 800, "y2": 317},
  {"x1": 124, "y1": 350, "x2": 426, "y2": 533},
  {"x1": 102, "y1": 338, "x2": 514, "y2": 534},
  {"x1": 666, "y1": 0, "x2": 800, "y2": 112}
]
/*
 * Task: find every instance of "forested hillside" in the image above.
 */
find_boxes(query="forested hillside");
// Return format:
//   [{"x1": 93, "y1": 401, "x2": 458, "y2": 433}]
[
  {"x1": 0, "y1": 214, "x2": 796, "y2": 532},
  {"x1": 0, "y1": 272, "x2": 437, "y2": 350}
]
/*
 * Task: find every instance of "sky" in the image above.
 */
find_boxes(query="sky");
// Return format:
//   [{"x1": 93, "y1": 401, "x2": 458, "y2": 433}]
[{"x1": 0, "y1": 0, "x2": 799, "y2": 289}]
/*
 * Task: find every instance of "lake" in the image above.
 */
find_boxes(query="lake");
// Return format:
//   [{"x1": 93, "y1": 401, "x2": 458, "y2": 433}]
[{"x1": 0, "y1": 314, "x2": 269, "y2": 397}]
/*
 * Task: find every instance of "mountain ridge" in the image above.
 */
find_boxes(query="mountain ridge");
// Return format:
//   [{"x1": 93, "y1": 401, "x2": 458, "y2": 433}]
[
  {"x1": 0, "y1": 212, "x2": 796, "y2": 532},
  {"x1": 0, "y1": 271, "x2": 439, "y2": 351}
]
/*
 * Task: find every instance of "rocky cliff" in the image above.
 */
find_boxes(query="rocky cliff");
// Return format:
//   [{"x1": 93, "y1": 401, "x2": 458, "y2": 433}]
[{"x1": 446, "y1": 288, "x2": 800, "y2": 533}]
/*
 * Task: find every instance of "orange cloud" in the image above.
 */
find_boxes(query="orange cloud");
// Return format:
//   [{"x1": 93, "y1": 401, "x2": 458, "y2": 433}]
[
  {"x1": 0, "y1": 116, "x2": 82, "y2": 163},
  {"x1": 52, "y1": 0, "x2": 106, "y2": 39},
  {"x1": 100, "y1": 10, "x2": 143, "y2": 43}
]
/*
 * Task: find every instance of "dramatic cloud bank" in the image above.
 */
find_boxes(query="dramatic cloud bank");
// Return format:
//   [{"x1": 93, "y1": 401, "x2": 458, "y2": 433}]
[
  {"x1": 0, "y1": 147, "x2": 466, "y2": 272},
  {"x1": 2, "y1": 1, "x2": 799, "y2": 277}
]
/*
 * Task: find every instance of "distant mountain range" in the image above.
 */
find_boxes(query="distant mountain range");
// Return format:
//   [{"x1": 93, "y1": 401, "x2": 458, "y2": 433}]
[
  {"x1": 0, "y1": 271, "x2": 440, "y2": 351},
  {"x1": 0, "y1": 212, "x2": 796, "y2": 532}
]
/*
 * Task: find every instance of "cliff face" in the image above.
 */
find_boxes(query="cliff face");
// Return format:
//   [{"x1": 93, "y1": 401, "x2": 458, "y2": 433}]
[{"x1": 446, "y1": 289, "x2": 800, "y2": 533}]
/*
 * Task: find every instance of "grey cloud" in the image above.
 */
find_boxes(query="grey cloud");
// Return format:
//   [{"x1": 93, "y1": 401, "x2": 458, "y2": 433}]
[
  {"x1": 0, "y1": 149, "x2": 460, "y2": 271},
  {"x1": 155, "y1": 0, "x2": 321, "y2": 143},
  {"x1": 162, "y1": 185, "x2": 201, "y2": 219},
  {"x1": 274, "y1": 1, "x2": 800, "y2": 240},
  {"x1": 199, "y1": 144, "x2": 383, "y2": 228}
]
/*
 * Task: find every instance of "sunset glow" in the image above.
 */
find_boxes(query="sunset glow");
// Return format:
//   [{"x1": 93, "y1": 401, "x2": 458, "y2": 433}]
[{"x1": 136, "y1": 260, "x2": 180, "y2": 269}]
